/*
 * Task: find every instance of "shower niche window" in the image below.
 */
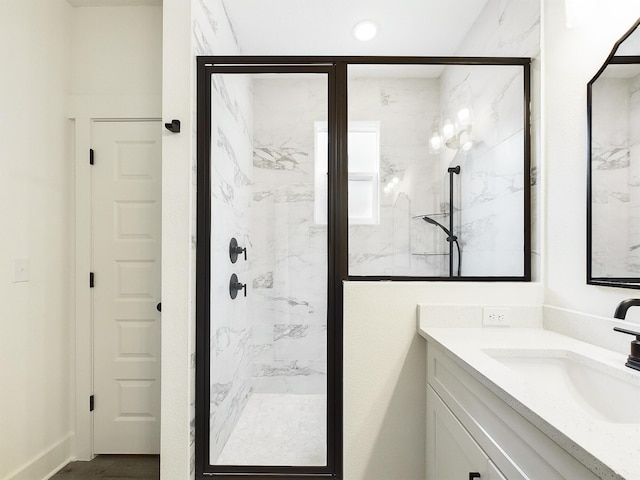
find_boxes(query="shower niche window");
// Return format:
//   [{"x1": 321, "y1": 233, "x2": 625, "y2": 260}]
[
  {"x1": 196, "y1": 56, "x2": 531, "y2": 480},
  {"x1": 314, "y1": 121, "x2": 380, "y2": 225}
]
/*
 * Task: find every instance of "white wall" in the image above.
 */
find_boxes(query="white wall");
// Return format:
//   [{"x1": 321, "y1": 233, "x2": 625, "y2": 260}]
[
  {"x1": 344, "y1": 282, "x2": 543, "y2": 480},
  {"x1": 67, "y1": 5, "x2": 162, "y2": 120},
  {"x1": 0, "y1": 3, "x2": 163, "y2": 477},
  {"x1": 0, "y1": 1, "x2": 74, "y2": 479},
  {"x1": 161, "y1": 0, "x2": 194, "y2": 478},
  {"x1": 70, "y1": 6, "x2": 162, "y2": 98},
  {"x1": 543, "y1": 0, "x2": 640, "y2": 324}
]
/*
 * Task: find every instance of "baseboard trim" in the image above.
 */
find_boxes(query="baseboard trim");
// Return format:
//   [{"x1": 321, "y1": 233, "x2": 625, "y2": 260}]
[{"x1": 4, "y1": 435, "x2": 73, "y2": 480}]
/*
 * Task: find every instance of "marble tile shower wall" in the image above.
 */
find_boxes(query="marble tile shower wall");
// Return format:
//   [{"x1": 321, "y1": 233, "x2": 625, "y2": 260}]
[
  {"x1": 209, "y1": 72, "x2": 254, "y2": 461},
  {"x1": 348, "y1": 77, "x2": 445, "y2": 276},
  {"x1": 439, "y1": 66, "x2": 525, "y2": 276},
  {"x1": 192, "y1": 0, "x2": 254, "y2": 465},
  {"x1": 591, "y1": 75, "x2": 640, "y2": 276},
  {"x1": 248, "y1": 76, "x2": 447, "y2": 394},
  {"x1": 251, "y1": 77, "x2": 328, "y2": 394},
  {"x1": 438, "y1": 0, "x2": 540, "y2": 277}
]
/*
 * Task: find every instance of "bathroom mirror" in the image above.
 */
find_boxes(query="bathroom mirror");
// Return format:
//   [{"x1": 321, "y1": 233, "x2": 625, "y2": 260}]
[{"x1": 588, "y1": 18, "x2": 640, "y2": 288}]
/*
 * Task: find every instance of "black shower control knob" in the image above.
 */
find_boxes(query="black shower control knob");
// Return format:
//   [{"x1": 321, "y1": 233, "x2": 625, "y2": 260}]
[
  {"x1": 229, "y1": 273, "x2": 247, "y2": 299},
  {"x1": 229, "y1": 237, "x2": 247, "y2": 263}
]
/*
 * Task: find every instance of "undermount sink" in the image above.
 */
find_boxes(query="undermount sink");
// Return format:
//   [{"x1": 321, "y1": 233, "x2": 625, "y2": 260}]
[{"x1": 482, "y1": 348, "x2": 640, "y2": 424}]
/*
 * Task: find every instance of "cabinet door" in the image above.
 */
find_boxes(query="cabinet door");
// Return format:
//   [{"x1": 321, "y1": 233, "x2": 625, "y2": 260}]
[{"x1": 427, "y1": 386, "x2": 493, "y2": 480}]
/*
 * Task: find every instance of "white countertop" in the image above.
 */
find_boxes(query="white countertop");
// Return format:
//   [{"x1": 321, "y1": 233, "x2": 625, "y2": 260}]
[{"x1": 419, "y1": 326, "x2": 640, "y2": 480}]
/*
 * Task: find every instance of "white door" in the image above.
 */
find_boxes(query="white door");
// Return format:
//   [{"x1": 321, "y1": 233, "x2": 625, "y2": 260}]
[{"x1": 92, "y1": 120, "x2": 161, "y2": 454}]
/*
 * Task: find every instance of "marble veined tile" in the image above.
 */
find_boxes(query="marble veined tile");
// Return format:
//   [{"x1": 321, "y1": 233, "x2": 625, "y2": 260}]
[
  {"x1": 253, "y1": 144, "x2": 310, "y2": 172},
  {"x1": 253, "y1": 360, "x2": 324, "y2": 378},
  {"x1": 273, "y1": 324, "x2": 327, "y2": 362}
]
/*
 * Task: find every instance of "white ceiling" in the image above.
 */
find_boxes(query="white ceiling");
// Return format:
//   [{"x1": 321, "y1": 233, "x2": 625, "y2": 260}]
[
  {"x1": 67, "y1": 0, "x2": 161, "y2": 6},
  {"x1": 66, "y1": 0, "x2": 490, "y2": 60},
  {"x1": 222, "y1": 0, "x2": 490, "y2": 57}
]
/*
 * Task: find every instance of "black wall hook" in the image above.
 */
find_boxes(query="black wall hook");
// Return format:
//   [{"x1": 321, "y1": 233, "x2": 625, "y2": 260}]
[{"x1": 164, "y1": 119, "x2": 181, "y2": 133}]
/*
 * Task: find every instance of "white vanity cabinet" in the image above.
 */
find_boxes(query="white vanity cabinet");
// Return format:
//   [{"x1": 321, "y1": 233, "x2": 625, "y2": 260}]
[
  {"x1": 427, "y1": 386, "x2": 507, "y2": 480},
  {"x1": 426, "y1": 342, "x2": 601, "y2": 480}
]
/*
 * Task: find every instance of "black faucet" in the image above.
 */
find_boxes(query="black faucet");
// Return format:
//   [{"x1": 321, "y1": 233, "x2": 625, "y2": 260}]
[
  {"x1": 613, "y1": 327, "x2": 640, "y2": 372},
  {"x1": 613, "y1": 298, "x2": 640, "y2": 319}
]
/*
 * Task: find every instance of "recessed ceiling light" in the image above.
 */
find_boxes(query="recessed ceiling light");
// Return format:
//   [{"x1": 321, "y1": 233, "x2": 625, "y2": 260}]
[{"x1": 353, "y1": 20, "x2": 378, "y2": 42}]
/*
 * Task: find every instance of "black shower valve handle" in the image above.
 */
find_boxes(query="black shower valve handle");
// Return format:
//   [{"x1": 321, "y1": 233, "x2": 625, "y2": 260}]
[
  {"x1": 229, "y1": 273, "x2": 247, "y2": 299},
  {"x1": 229, "y1": 237, "x2": 247, "y2": 263}
]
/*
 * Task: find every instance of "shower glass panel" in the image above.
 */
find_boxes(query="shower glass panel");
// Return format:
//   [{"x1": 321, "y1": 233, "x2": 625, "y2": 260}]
[
  {"x1": 209, "y1": 72, "x2": 328, "y2": 467},
  {"x1": 347, "y1": 64, "x2": 527, "y2": 278}
]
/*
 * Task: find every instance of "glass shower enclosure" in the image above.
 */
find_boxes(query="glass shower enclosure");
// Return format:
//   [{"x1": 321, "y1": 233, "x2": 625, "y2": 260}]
[
  {"x1": 195, "y1": 59, "x2": 345, "y2": 478},
  {"x1": 195, "y1": 55, "x2": 530, "y2": 479}
]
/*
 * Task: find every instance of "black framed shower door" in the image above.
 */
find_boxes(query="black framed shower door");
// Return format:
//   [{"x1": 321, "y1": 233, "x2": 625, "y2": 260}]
[{"x1": 195, "y1": 58, "x2": 347, "y2": 479}]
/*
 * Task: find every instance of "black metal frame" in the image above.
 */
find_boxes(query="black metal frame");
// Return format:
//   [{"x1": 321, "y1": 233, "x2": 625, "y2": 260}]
[
  {"x1": 196, "y1": 55, "x2": 531, "y2": 480},
  {"x1": 196, "y1": 57, "x2": 346, "y2": 480},
  {"x1": 448, "y1": 165, "x2": 461, "y2": 277},
  {"x1": 587, "y1": 18, "x2": 640, "y2": 289}
]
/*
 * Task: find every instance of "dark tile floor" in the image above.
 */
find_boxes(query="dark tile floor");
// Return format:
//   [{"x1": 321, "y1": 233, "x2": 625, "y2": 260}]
[{"x1": 51, "y1": 455, "x2": 160, "y2": 480}]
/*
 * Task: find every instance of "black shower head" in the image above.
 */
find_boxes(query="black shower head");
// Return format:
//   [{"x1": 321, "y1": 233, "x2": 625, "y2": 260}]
[
  {"x1": 422, "y1": 216, "x2": 455, "y2": 240},
  {"x1": 422, "y1": 216, "x2": 438, "y2": 226}
]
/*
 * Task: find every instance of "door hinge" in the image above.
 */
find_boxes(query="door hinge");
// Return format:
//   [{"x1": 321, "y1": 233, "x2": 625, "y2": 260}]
[
  {"x1": 89, "y1": 148, "x2": 94, "y2": 165},
  {"x1": 89, "y1": 395, "x2": 95, "y2": 412},
  {"x1": 90, "y1": 272, "x2": 94, "y2": 288}
]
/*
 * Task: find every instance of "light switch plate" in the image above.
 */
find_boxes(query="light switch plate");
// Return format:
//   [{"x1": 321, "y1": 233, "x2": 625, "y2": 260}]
[{"x1": 13, "y1": 258, "x2": 30, "y2": 283}]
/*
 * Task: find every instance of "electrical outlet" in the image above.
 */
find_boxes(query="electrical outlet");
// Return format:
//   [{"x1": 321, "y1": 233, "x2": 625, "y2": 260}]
[
  {"x1": 483, "y1": 307, "x2": 510, "y2": 327},
  {"x1": 13, "y1": 257, "x2": 30, "y2": 283}
]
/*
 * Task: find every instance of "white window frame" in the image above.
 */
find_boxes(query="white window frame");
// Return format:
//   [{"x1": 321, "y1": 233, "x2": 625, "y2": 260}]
[{"x1": 314, "y1": 121, "x2": 380, "y2": 225}]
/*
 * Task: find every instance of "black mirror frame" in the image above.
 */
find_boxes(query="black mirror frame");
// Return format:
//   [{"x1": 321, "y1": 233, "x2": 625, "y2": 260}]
[{"x1": 587, "y1": 18, "x2": 640, "y2": 289}]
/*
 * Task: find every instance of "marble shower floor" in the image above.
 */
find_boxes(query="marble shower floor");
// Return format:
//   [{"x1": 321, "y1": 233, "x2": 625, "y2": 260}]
[{"x1": 216, "y1": 393, "x2": 327, "y2": 466}]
